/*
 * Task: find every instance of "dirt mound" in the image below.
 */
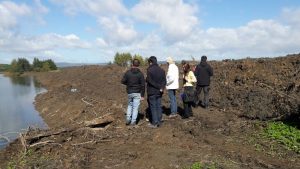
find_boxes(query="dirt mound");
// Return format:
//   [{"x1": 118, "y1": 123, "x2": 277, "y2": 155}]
[
  {"x1": 210, "y1": 54, "x2": 300, "y2": 120},
  {"x1": 0, "y1": 55, "x2": 299, "y2": 169}
]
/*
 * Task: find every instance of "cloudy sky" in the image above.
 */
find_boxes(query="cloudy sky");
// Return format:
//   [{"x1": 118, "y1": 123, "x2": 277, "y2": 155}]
[{"x1": 1, "y1": 0, "x2": 300, "y2": 64}]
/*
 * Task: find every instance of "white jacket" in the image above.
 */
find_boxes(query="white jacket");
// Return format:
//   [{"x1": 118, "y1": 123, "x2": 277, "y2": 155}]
[{"x1": 166, "y1": 63, "x2": 179, "y2": 89}]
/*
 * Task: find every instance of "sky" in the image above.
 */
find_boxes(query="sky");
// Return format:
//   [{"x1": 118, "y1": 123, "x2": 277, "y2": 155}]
[{"x1": 0, "y1": 0, "x2": 300, "y2": 64}]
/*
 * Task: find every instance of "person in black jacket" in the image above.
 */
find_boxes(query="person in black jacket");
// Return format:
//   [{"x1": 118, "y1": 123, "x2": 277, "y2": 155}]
[
  {"x1": 194, "y1": 55, "x2": 213, "y2": 108},
  {"x1": 121, "y1": 59, "x2": 145, "y2": 126},
  {"x1": 146, "y1": 56, "x2": 166, "y2": 128}
]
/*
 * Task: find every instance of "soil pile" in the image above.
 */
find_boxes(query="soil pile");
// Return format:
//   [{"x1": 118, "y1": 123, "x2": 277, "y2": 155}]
[{"x1": 0, "y1": 55, "x2": 299, "y2": 169}]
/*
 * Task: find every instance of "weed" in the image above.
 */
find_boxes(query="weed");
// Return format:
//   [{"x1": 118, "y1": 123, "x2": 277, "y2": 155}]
[{"x1": 264, "y1": 121, "x2": 300, "y2": 153}]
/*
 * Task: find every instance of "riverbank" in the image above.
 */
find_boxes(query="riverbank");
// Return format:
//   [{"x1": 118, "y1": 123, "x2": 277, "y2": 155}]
[{"x1": 0, "y1": 55, "x2": 299, "y2": 168}]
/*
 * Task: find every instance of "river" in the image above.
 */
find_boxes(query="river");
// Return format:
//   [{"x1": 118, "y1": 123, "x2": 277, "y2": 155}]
[{"x1": 0, "y1": 74, "x2": 47, "y2": 150}]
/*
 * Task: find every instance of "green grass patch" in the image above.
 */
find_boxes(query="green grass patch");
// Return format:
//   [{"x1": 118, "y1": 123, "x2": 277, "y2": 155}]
[{"x1": 264, "y1": 121, "x2": 300, "y2": 153}]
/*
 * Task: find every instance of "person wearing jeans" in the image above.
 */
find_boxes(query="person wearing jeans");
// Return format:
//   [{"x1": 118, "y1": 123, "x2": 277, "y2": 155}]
[
  {"x1": 146, "y1": 56, "x2": 166, "y2": 128},
  {"x1": 166, "y1": 57, "x2": 179, "y2": 118},
  {"x1": 126, "y1": 93, "x2": 141, "y2": 125},
  {"x1": 121, "y1": 59, "x2": 145, "y2": 126},
  {"x1": 148, "y1": 94, "x2": 162, "y2": 126}
]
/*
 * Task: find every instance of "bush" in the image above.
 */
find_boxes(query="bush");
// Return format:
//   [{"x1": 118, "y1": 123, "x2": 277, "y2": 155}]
[
  {"x1": 114, "y1": 52, "x2": 148, "y2": 66},
  {"x1": 9, "y1": 57, "x2": 58, "y2": 73},
  {"x1": 114, "y1": 52, "x2": 132, "y2": 67}
]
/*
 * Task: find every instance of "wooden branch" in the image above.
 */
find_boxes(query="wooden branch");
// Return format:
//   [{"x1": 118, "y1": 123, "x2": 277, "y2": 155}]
[
  {"x1": 71, "y1": 140, "x2": 94, "y2": 146},
  {"x1": 19, "y1": 133, "x2": 27, "y2": 154},
  {"x1": 26, "y1": 128, "x2": 71, "y2": 144},
  {"x1": 81, "y1": 96, "x2": 94, "y2": 106}
]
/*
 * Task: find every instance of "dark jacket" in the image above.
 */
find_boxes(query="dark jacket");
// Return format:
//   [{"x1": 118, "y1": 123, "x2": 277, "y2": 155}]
[
  {"x1": 146, "y1": 61, "x2": 166, "y2": 96},
  {"x1": 121, "y1": 67, "x2": 145, "y2": 97},
  {"x1": 194, "y1": 61, "x2": 213, "y2": 86}
]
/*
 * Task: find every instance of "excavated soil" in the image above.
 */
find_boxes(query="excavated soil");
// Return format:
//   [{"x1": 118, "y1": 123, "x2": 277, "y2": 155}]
[{"x1": 0, "y1": 54, "x2": 299, "y2": 169}]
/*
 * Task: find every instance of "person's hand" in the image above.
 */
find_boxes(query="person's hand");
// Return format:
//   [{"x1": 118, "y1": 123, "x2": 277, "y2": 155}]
[{"x1": 141, "y1": 97, "x2": 144, "y2": 101}]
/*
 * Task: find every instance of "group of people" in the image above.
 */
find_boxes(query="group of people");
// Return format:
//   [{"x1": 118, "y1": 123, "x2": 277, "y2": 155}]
[{"x1": 121, "y1": 55, "x2": 213, "y2": 128}]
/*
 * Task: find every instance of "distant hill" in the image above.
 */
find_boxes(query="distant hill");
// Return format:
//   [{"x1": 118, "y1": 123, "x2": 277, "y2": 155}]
[{"x1": 56, "y1": 62, "x2": 108, "y2": 68}]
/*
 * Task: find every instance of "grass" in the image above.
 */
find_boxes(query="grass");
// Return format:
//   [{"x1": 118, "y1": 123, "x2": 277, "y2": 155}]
[
  {"x1": 264, "y1": 121, "x2": 300, "y2": 153},
  {"x1": 184, "y1": 162, "x2": 217, "y2": 169},
  {"x1": 6, "y1": 148, "x2": 53, "y2": 169}
]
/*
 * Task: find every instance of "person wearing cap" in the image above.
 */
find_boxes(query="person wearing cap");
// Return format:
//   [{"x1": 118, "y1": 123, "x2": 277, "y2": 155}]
[
  {"x1": 194, "y1": 55, "x2": 214, "y2": 108},
  {"x1": 146, "y1": 56, "x2": 166, "y2": 128},
  {"x1": 121, "y1": 59, "x2": 145, "y2": 126},
  {"x1": 166, "y1": 57, "x2": 179, "y2": 118}
]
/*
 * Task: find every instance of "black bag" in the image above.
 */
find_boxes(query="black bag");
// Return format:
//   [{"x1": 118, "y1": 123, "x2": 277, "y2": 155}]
[{"x1": 182, "y1": 87, "x2": 195, "y2": 102}]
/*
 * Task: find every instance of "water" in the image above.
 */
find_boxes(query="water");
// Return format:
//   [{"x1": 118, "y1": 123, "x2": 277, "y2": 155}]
[{"x1": 0, "y1": 74, "x2": 47, "y2": 150}]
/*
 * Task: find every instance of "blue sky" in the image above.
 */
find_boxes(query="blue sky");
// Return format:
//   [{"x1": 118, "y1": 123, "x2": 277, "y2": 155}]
[{"x1": 0, "y1": 0, "x2": 300, "y2": 64}]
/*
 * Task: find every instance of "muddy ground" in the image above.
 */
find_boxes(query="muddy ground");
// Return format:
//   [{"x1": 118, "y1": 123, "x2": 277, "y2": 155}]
[{"x1": 0, "y1": 54, "x2": 299, "y2": 169}]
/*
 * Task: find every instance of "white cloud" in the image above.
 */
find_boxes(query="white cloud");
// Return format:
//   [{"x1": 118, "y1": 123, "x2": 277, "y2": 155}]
[
  {"x1": 131, "y1": 0, "x2": 198, "y2": 41},
  {"x1": 282, "y1": 7, "x2": 300, "y2": 25},
  {"x1": 50, "y1": 0, "x2": 128, "y2": 16},
  {"x1": 0, "y1": 33, "x2": 91, "y2": 53},
  {"x1": 0, "y1": 1, "x2": 31, "y2": 30},
  {"x1": 98, "y1": 16, "x2": 138, "y2": 44}
]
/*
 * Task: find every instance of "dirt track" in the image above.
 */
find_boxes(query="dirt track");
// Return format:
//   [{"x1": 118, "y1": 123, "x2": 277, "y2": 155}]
[{"x1": 0, "y1": 55, "x2": 299, "y2": 168}]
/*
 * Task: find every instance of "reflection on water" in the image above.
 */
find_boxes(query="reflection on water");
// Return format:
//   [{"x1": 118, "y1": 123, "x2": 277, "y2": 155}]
[{"x1": 0, "y1": 74, "x2": 47, "y2": 150}]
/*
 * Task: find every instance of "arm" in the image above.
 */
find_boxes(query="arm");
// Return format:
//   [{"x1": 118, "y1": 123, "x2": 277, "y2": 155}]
[
  {"x1": 166, "y1": 68, "x2": 175, "y2": 85},
  {"x1": 194, "y1": 65, "x2": 199, "y2": 76},
  {"x1": 140, "y1": 73, "x2": 145, "y2": 97},
  {"x1": 185, "y1": 71, "x2": 197, "y2": 83},
  {"x1": 208, "y1": 65, "x2": 213, "y2": 76},
  {"x1": 121, "y1": 72, "x2": 128, "y2": 85},
  {"x1": 146, "y1": 70, "x2": 161, "y2": 89}
]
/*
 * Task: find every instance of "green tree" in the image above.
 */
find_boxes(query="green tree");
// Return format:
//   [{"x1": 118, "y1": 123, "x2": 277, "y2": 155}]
[
  {"x1": 10, "y1": 58, "x2": 31, "y2": 73},
  {"x1": 133, "y1": 54, "x2": 146, "y2": 66},
  {"x1": 113, "y1": 52, "x2": 132, "y2": 66},
  {"x1": 10, "y1": 59, "x2": 19, "y2": 72},
  {"x1": 17, "y1": 58, "x2": 31, "y2": 72},
  {"x1": 41, "y1": 62, "x2": 51, "y2": 72},
  {"x1": 45, "y1": 59, "x2": 57, "y2": 70},
  {"x1": 32, "y1": 58, "x2": 42, "y2": 71}
]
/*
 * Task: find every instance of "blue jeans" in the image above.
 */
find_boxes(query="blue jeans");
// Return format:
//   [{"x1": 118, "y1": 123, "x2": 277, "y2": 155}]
[
  {"x1": 126, "y1": 93, "x2": 141, "y2": 124},
  {"x1": 167, "y1": 89, "x2": 177, "y2": 115},
  {"x1": 148, "y1": 94, "x2": 162, "y2": 126}
]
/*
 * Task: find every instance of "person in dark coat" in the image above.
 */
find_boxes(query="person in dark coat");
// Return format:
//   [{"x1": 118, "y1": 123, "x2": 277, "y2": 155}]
[
  {"x1": 121, "y1": 59, "x2": 145, "y2": 126},
  {"x1": 146, "y1": 56, "x2": 166, "y2": 128},
  {"x1": 194, "y1": 55, "x2": 213, "y2": 108}
]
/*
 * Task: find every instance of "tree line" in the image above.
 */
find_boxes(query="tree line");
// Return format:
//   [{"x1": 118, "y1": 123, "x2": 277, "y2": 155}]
[
  {"x1": 114, "y1": 52, "x2": 148, "y2": 66},
  {"x1": 9, "y1": 58, "x2": 57, "y2": 73}
]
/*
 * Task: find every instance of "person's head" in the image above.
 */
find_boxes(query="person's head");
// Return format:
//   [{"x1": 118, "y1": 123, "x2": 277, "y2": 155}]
[
  {"x1": 166, "y1": 57, "x2": 174, "y2": 65},
  {"x1": 201, "y1": 55, "x2": 207, "y2": 62},
  {"x1": 148, "y1": 56, "x2": 157, "y2": 65},
  {"x1": 132, "y1": 59, "x2": 140, "y2": 67},
  {"x1": 181, "y1": 60, "x2": 187, "y2": 66},
  {"x1": 183, "y1": 63, "x2": 190, "y2": 74}
]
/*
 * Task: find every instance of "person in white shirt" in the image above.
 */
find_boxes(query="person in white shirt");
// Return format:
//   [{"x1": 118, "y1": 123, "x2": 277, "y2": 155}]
[{"x1": 166, "y1": 57, "x2": 179, "y2": 118}]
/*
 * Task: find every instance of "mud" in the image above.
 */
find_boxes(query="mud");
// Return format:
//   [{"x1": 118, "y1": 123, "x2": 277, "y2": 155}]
[{"x1": 0, "y1": 55, "x2": 299, "y2": 169}]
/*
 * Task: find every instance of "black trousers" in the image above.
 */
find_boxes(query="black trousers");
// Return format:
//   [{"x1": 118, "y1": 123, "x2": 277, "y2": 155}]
[
  {"x1": 194, "y1": 85, "x2": 210, "y2": 107},
  {"x1": 183, "y1": 86, "x2": 194, "y2": 118}
]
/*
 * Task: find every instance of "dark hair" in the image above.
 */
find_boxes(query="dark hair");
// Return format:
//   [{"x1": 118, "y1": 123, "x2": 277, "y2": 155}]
[
  {"x1": 201, "y1": 55, "x2": 207, "y2": 62},
  {"x1": 183, "y1": 63, "x2": 191, "y2": 74},
  {"x1": 181, "y1": 60, "x2": 187, "y2": 65},
  {"x1": 132, "y1": 59, "x2": 140, "y2": 67},
  {"x1": 148, "y1": 56, "x2": 157, "y2": 64}
]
